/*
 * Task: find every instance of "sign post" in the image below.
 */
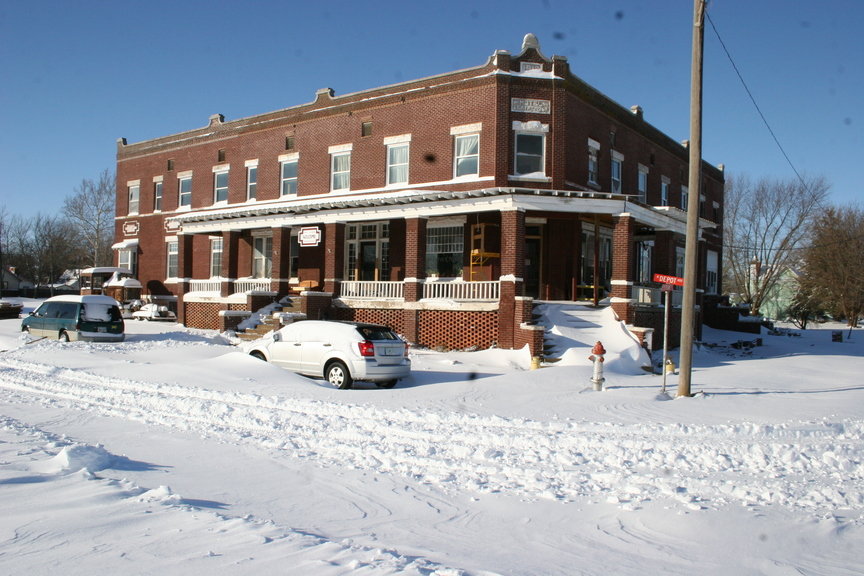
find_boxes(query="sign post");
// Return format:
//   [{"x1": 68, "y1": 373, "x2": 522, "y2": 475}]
[{"x1": 654, "y1": 274, "x2": 684, "y2": 394}]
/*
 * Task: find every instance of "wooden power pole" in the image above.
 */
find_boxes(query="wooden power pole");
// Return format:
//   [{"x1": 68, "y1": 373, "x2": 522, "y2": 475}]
[{"x1": 678, "y1": 0, "x2": 707, "y2": 397}]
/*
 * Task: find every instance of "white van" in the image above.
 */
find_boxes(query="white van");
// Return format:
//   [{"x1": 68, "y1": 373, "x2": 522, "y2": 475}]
[{"x1": 21, "y1": 295, "x2": 125, "y2": 342}]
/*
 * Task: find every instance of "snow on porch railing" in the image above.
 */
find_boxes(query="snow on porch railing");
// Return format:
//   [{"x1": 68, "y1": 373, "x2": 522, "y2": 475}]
[
  {"x1": 234, "y1": 278, "x2": 273, "y2": 293},
  {"x1": 187, "y1": 279, "x2": 221, "y2": 294},
  {"x1": 423, "y1": 279, "x2": 500, "y2": 301},
  {"x1": 339, "y1": 281, "x2": 404, "y2": 299},
  {"x1": 632, "y1": 285, "x2": 683, "y2": 307}
]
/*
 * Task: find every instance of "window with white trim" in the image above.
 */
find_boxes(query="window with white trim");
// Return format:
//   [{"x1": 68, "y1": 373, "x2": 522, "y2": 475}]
[
  {"x1": 386, "y1": 142, "x2": 409, "y2": 186},
  {"x1": 213, "y1": 168, "x2": 229, "y2": 204},
  {"x1": 246, "y1": 161, "x2": 258, "y2": 201},
  {"x1": 637, "y1": 164, "x2": 649, "y2": 203},
  {"x1": 514, "y1": 132, "x2": 545, "y2": 176},
  {"x1": 681, "y1": 185, "x2": 689, "y2": 210},
  {"x1": 611, "y1": 151, "x2": 624, "y2": 194},
  {"x1": 210, "y1": 237, "x2": 223, "y2": 278},
  {"x1": 426, "y1": 225, "x2": 464, "y2": 278},
  {"x1": 706, "y1": 249, "x2": 719, "y2": 294},
  {"x1": 675, "y1": 246, "x2": 685, "y2": 278},
  {"x1": 454, "y1": 134, "x2": 479, "y2": 178},
  {"x1": 127, "y1": 183, "x2": 139, "y2": 215},
  {"x1": 587, "y1": 139, "x2": 600, "y2": 185},
  {"x1": 178, "y1": 174, "x2": 192, "y2": 208},
  {"x1": 252, "y1": 235, "x2": 272, "y2": 278},
  {"x1": 331, "y1": 152, "x2": 351, "y2": 191},
  {"x1": 167, "y1": 240, "x2": 179, "y2": 278},
  {"x1": 661, "y1": 176, "x2": 670, "y2": 206},
  {"x1": 636, "y1": 240, "x2": 653, "y2": 284},
  {"x1": 280, "y1": 158, "x2": 297, "y2": 196},
  {"x1": 118, "y1": 248, "x2": 136, "y2": 276},
  {"x1": 153, "y1": 179, "x2": 163, "y2": 212}
]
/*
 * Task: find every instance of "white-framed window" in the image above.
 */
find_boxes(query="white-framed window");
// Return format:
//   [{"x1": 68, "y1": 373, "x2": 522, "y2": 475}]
[
  {"x1": 426, "y1": 224, "x2": 465, "y2": 278},
  {"x1": 345, "y1": 222, "x2": 389, "y2": 281},
  {"x1": 636, "y1": 240, "x2": 653, "y2": 284},
  {"x1": 513, "y1": 124, "x2": 547, "y2": 177},
  {"x1": 453, "y1": 134, "x2": 479, "y2": 178},
  {"x1": 153, "y1": 177, "x2": 163, "y2": 212},
  {"x1": 178, "y1": 172, "x2": 192, "y2": 208},
  {"x1": 127, "y1": 182, "x2": 140, "y2": 215},
  {"x1": 611, "y1": 151, "x2": 624, "y2": 194},
  {"x1": 167, "y1": 240, "x2": 179, "y2": 279},
  {"x1": 213, "y1": 166, "x2": 229, "y2": 204},
  {"x1": 331, "y1": 152, "x2": 351, "y2": 191},
  {"x1": 706, "y1": 249, "x2": 719, "y2": 294},
  {"x1": 279, "y1": 153, "x2": 298, "y2": 196},
  {"x1": 252, "y1": 235, "x2": 272, "y2": 278},
  {"x1": 210, "y1": 237, "x2": 223, "y2": 278},
  {"x1": 118, "y1": 248, "x2": 136, "y2": 276},
  {"x1": 675, "y1": 246, "x2": 685, "y2": 278},
  {"x1": 245, "y1": 160, "x2": 258, "y2": 201},
  {"x1": 587, "y1": 138, "x2": 600, "y2": 185},
  {"x1": 661, "y1": 176, "x2": 670, "y2": 206},
  {"x1": 386, "y1": 139, "x2": 410, "y2": 186},
  {"x1": 637, "y1": 164, "x2": 649, "y2": 203},
  {"x1": 681, "y1": 185, "x2": 689, "y2": 210}
]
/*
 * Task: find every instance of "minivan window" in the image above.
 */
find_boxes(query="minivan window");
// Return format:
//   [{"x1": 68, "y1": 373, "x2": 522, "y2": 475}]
[{"x1": 82, "y1": 303, "x2": 121, "y2": 322}]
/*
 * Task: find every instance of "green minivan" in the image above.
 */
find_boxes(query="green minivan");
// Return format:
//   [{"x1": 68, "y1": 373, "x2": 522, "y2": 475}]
[{"x1": 21, "y1": 295, "x2": 125, "y2": 342}]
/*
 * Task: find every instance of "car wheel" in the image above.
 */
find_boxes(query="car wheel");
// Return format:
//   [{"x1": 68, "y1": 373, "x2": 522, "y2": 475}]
[
  {"x1": 249, "y1": 351, "x2": 267, "y2": 362},
  {"x1": 59, "y1": 331, "x2": 70, "y2": 342},
  {"x1": 325, "y1": 361, "x2": 353, "y2": 390},
  {"x1": 375, "y1": 380, "x2": 397, "y2": 389}
]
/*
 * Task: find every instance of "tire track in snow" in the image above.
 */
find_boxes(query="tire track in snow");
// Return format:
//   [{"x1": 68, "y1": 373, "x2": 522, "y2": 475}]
[{"x1": 1, "y1": 355, "x2": 862, "y2": 514}]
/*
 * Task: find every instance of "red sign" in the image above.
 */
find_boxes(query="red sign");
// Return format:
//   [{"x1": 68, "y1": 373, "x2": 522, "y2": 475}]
[{"x1": 653, "y1": 273, "x2": 685, "y2": 287}]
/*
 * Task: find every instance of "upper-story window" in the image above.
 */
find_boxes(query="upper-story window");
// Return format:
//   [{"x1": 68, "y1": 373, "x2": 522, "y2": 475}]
[
  {"x1": 661, "y1": 176, "x2": 670, "y2": 206},
  {"x1": 178, "y1": 172, "x2": 193, "y2": 208},
  {"x1": 153, "y1": 177, "x2": 163, "y2": 212},
  {"x1": 513, "y1": 121, "x2": 548, "y2": 177},
  {"x1": 454, "y1": 134, "x2": 479, "y2": 178},
  {"x1": 384, "y1": 134, "x2": 411, "y2": 186},
  {"x1": 127, "y1": 181, "x2": 140, "y2": 215},
  {"x1": 637, "y1": 164, "x2": 649, "y2": 203},
  {"x1": 245, "y1": 160, "x2": 258, "y2": 201},
  {"x1": 279, "y1": 153, "x2": 298, "y2": 196},
  {"x1": 587, "y1": 138, "x2": 600, "y2": 185},
  {"x1": 166, "y1": 239, "x2": 179, "y2": 278},
  {"x1": 681, "y1": 185, "x2": 689, "y2": 210},
  {"x1": 213, "y1": 165, "x2": 229, "y2": 204},
  {"x1": 329, "y1": 144, "x2": 352, "y2": 192},
  {"x1": 611, "y1": 151, "x2": 624, "y2": 194}
]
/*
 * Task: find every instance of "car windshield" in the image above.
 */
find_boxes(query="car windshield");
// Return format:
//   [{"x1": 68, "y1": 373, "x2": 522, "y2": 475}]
[
  {"x1": 82, "y1": 303, "x2": 121, "y2": 322},
  {"x1": 356, "y1": 326, "x2": 399, "y2": 341}
]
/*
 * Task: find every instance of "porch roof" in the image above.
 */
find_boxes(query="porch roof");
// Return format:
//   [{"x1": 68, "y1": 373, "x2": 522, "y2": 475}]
[{"x1": 169, "y1": 187, "x2": 712, "y2": 236}]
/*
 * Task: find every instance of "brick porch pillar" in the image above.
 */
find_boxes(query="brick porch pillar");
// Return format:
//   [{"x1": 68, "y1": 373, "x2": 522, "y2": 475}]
[
  {"x1": 402, "y1": 217, "x2": 427, "y2": 344},
  {"x1": 610, "y1": 214, "x2": 635, "y2": 324},
  {"x1": 498, "y1": 209, "x2": 526, "y2": 349},
  {"x1": 323, "y1": 222, "x2": 345, "y2": 295}
]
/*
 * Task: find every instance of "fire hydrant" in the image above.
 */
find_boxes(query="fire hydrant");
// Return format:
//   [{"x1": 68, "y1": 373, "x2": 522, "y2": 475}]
[{"x1": 588, "y1": 341, "x2": 606, "y2": 391}]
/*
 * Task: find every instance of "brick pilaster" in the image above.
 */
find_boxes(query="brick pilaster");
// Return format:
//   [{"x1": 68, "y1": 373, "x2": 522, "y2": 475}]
[{"x1": 323, "y1": 222, "x2": 345, "y2": 294}]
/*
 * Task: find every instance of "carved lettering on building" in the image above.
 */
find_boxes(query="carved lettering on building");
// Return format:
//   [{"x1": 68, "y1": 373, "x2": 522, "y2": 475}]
[{"x1": 511, "y1": 98, "x2": 551, "y2": 114}]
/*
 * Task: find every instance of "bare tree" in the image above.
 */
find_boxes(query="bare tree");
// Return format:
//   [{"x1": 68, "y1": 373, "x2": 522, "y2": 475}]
[
  {"x1": 723, "y1": 174, "x2": 830, "y2": 316},
  {"x1": 800, "y1": 204, "x2": 864, "y2": 328},
  {"x1": 64, "y1": 169, "x2": 116, "y2": 268},
  {"x1": 31, "y1": 214, "x2": 81, "y2": 294}
]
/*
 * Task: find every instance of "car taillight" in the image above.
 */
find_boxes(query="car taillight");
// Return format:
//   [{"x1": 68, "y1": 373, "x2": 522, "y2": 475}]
[
  {"x1": 403, "y1": 341, "x2": 410, "y2": 356},
  {"x1": 358, "y1": 340, "x2": 375, "y2": 357}
]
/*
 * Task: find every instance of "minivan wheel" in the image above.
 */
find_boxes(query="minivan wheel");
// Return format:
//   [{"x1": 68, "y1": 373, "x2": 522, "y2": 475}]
[
  {"x1": 59, "y1": 331, "x2": 70, "y2": 342},
  {"x1": 249, "y1": 351, "x2": 266, "y2": 362},
  {"x1": 325, "y1": 361, "x2": 353, "y2": 389},
  {"x1": 375, "y1": 379, "x2": 397, "y2": 389}
]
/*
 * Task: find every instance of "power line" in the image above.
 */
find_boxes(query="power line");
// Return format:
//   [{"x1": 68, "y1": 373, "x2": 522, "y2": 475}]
[{"x1": 705, "y1": 12, "x2": 807, "y2": 187}]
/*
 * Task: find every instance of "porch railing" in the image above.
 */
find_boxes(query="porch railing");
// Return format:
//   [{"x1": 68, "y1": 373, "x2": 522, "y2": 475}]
[
  {"x1": 186, "y1": 278, "x2": 273, "y2": 295},
  {"x1": 339, "y1": 281, "x2": 404, "y2": 299},
  {"x1": 234, "y1": 278, "x2": 273, "y2": 293},
  {"x1": 187, "y1": 279, "x2": 221, "y2": 294},
  {"x1": 423, "y1": 279, "x2": 500, "y2": 301},
  {"x1": 632, "y1": 285, "x2": 683, "y2": 307}
]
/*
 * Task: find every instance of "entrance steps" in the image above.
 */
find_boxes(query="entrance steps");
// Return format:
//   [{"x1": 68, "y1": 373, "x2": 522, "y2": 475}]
[{"x1": 235, "y1": 297, "x2": 302, "y2": 342}]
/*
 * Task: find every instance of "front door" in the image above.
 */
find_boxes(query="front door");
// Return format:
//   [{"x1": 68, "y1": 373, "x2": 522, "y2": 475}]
[
  {"x1": 524, "y1": 228, "x2": 542, "y2": 299},
  {"x1": 360, "y1": 241, "x2": 377, "y2": 281}
]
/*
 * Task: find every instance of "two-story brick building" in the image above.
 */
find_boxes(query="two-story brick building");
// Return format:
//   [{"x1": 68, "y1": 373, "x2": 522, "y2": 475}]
[{"x1": 114, "y1": 34, "x2": 724, "y2": 355}]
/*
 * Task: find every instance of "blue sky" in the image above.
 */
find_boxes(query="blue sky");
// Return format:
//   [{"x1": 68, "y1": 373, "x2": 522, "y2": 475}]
[{"x1": 1, "y1": 0, "x2": 861, "y2": 219}]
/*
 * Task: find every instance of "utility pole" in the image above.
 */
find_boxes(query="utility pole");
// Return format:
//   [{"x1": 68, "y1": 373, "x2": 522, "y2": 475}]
[{"x1": 678, "y1": 0, "x2": 707, "y2": 397}]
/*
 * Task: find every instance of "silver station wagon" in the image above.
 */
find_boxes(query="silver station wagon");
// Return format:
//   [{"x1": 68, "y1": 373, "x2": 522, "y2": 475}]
[{"x1": 247, "y1": 320, "x2": 411, "y2": 389}]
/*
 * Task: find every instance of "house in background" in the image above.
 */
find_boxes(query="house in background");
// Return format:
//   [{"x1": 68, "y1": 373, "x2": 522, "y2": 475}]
[
  {"x1": 113, "y1": 34, "x2": 724, "y2": 354},
  {"x1": 1, "y1": 266, "x2": 34, "y2": 297}
]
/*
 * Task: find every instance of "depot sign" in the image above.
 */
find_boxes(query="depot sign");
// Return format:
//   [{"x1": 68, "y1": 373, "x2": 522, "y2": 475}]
[{"x1": 653, "y1": 273, "x2": 685, "y2": 287}]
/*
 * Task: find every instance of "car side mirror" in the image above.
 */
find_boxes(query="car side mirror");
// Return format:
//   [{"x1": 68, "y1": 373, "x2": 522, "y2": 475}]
[{"x1": 272, "y1": 332, "x2": 281, "y2": 342}]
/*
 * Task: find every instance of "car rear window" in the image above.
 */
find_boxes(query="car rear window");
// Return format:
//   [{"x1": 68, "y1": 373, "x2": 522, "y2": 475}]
[
  {"x1": 82, "y1": 303, "x2": 121, "y2": 322},
  {"x1": 356, "y1": 326, "x2": 399, "y2": 341}
]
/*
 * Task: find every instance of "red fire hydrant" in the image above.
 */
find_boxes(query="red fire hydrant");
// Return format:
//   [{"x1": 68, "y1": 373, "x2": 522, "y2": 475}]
[{"x1": 588, "y1": 341, "x2": 606, "y2": 391}]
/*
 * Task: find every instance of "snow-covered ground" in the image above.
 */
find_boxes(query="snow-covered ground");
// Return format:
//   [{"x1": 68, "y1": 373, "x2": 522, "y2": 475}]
[{"x1": 1, "y1": 298, "x2": 862, "y2": 575}]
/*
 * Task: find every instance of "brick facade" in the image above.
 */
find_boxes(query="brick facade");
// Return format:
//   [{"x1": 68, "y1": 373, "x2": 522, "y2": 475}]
[{"x1": 114, "y1": 35, "x2": 724, "y2": 355}]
